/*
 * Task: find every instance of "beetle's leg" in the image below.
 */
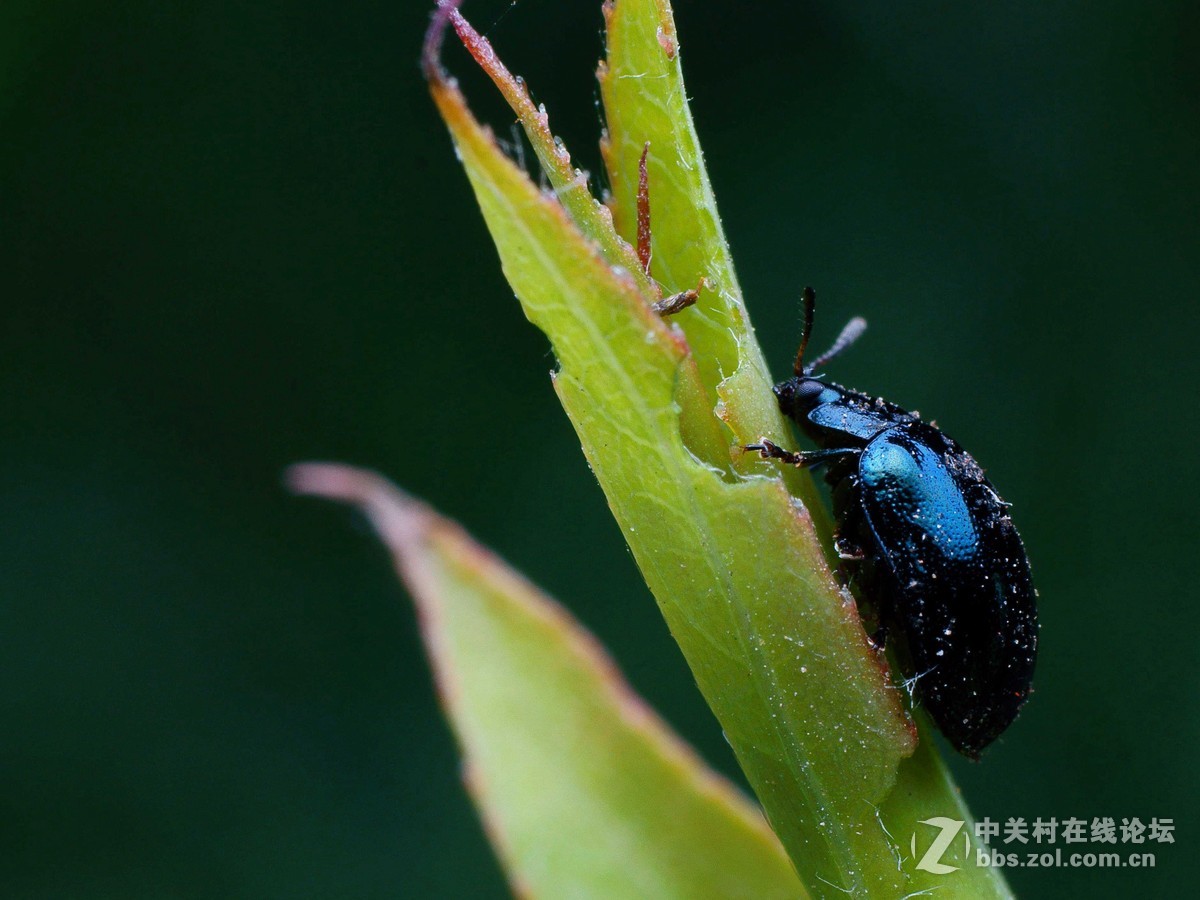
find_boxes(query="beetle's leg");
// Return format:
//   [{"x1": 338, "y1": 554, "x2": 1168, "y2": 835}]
[
  {"x1": 747, "y1": 439, "x2": 861, "y2": 469},
  {"x1": 745, "y1": 439, "x2": 804, "y2": 465},
  {"x1": 798, "y1": 447, "x2": 862, "y2": 472},
  {"x1": 834, "y1": 535, "x2": 866, "y2": 561},
  {"x1": 868, "y1": 620, "x2": 888, "y2": 651},
  {"x1": 832, "y1": 507, "x2": 867, "y2": 588}
]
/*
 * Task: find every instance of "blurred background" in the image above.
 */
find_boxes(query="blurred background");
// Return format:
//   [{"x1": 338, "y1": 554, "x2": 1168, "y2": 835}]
[{"x1": 3, "y1": 0, "x2": 1197, "y2": 896}]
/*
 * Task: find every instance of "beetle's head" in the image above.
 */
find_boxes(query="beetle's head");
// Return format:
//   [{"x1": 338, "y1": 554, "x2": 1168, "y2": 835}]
[{"x1": 773, "y1": 376, "x2": 840, "y2": 418}]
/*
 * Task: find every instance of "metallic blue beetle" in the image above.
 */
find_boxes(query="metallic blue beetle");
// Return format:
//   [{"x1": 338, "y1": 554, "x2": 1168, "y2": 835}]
[{"x1": 751, "y1": 288, "x2": 1038, "y2": 758}]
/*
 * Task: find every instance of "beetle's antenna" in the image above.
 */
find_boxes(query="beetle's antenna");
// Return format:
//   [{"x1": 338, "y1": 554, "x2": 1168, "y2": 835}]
[
  {"x1": 804, "y1": 315, "x2": 867, "y2": 374},
  {"x1": 793, "y1": 286, "x2": 816, "y2": 375}
]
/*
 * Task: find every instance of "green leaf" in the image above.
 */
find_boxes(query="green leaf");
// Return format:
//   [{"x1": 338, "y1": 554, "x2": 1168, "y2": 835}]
[
  {"x1": 288, "y1": 464, "x2": 807, "y2": 900},
  {"x1": 422, "y1": 2, "x2": 1016, "y2": 896},
  {"x1": 598, "y1": 0, "x2": 796, "y2": 465}
]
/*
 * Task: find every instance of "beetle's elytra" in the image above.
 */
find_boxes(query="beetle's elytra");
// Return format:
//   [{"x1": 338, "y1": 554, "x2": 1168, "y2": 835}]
[{"x1": 751, "y1": 288, "x2": 1038, "y2": 758}]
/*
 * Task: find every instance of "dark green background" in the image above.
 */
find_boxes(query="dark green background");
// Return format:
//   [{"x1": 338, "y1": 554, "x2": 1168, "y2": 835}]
[{"x1": 3, "y1": 0, "x2": 1197, "y2": 896}]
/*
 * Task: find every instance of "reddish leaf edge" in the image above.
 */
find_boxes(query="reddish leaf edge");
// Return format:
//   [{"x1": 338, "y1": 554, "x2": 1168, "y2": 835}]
[{"x1": 285, "y1": 462, "x2": 793, "y2": 882}]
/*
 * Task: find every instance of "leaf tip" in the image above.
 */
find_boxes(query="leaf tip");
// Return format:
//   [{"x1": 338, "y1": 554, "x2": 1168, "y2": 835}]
[
  {"x1": 421, "y1": 0, "x2": 464, "y2": 84},
  {"x1": 286, "y1": 462, "x2": 431, "y2": 554}
]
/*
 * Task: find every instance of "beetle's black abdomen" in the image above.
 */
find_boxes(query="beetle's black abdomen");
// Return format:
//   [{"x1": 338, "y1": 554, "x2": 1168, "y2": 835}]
[{"x1": 853, "y1": 422, "x2": 1037, "y2": 758}]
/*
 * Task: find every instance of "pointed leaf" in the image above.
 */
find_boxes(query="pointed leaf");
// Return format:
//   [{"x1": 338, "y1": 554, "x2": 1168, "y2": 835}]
[{"x1": 289, "y1": 464, "x2": 807, "y2": 900}]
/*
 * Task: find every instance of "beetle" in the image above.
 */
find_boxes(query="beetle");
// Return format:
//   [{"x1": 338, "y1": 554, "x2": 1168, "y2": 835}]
[{"x1": 749, "y1": 288, "x2": 1037, "y2": 758}]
